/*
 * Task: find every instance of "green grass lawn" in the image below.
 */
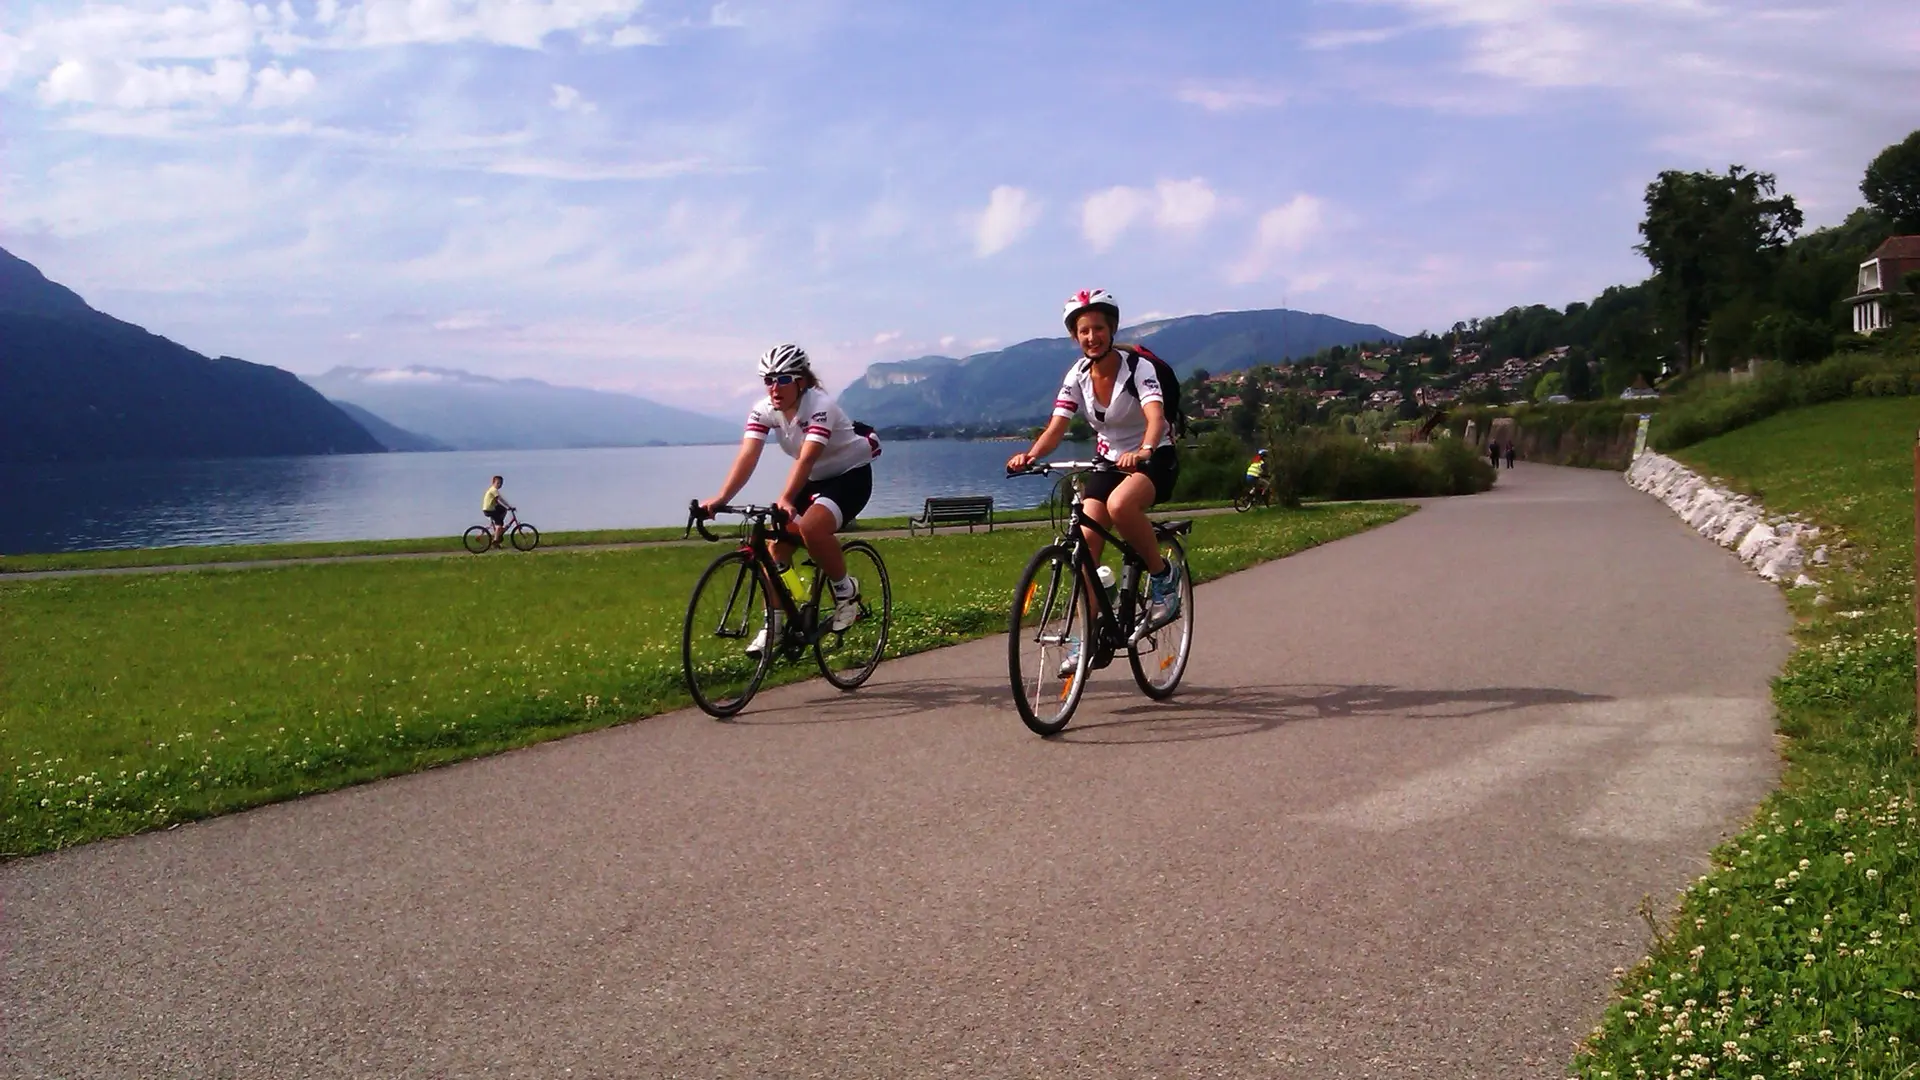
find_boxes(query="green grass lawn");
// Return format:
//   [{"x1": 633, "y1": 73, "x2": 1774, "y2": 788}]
[
  {"x1": 0, "y1": 502, "x2": 1242, "y2": 573},
  {"x1": 0, "y1": 502, "x2": 1407, "y2": 857},
  {"x1": 1571, "y1": 397, "x2": 1920, "y2": 1078}
]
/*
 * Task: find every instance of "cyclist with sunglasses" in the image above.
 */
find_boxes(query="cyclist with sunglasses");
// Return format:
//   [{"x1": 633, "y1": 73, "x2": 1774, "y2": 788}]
[{"x1": 701, "y1": 344, "x2": 880, "y2": 654}]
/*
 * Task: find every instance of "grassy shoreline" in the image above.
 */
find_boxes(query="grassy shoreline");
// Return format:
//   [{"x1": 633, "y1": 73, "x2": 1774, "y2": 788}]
[
  {"x1": 0, "y1": 500, "x2": 1246, "y2": 574},
  {"x1": 1, "y1": 502, "x2": 1408, "y2": 858},
  {"x1": 1571, "y1": 397, "x2": 1920, "y2": 1078}
]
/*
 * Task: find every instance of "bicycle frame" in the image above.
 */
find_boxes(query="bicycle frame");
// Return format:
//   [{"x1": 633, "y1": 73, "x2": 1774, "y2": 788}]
[
  {"x1": 687, "y1": 502, "x2": 813, "y2": 629},
  {"x1": 1018, "y1": 462, "x2": 1168, "y2": 654}
]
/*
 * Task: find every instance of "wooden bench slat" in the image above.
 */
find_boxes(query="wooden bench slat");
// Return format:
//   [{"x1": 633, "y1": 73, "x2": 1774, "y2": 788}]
[{"x1": 908, "y1": 495, "x2": 995, "y2": 535}]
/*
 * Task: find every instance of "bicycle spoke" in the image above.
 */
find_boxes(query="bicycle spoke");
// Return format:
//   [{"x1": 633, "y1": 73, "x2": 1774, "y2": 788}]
[
  {"x1": 1129, "y1": 535, "x2": 1193, "y2": 700},
  {"x1": 814, "y1": 541, "x2": 892, "y2": 690}
]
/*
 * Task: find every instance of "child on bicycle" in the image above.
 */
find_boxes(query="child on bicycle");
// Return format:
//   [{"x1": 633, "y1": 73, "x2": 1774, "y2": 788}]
[
  {"x1": 1244, "y1": 449, "x2": 1268, "y2": 496},
  {"x1": 482, "y1": 475, "x2": 513, "y2": 547},
  {"x1": 702, "y1": 344, "x2": 879, "y2": 655},
  {"x1": 1006, "y1": 288, "x2": 1182, "y2": 620}
]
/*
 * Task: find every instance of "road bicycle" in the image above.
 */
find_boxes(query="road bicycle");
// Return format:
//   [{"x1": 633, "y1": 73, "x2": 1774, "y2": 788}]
[
  {"x1": 681, "y1": 500, "x2": 893, "y2": 719},
  {"x1": 1004, "y1": 460, "x2": 1195, "y2": 736},
  {"x1": 1234, "y1": 478, "x2": 1273, "y2": 513},
  {"x1": 463, "y1": 507, "x2": 539, "y2": 553}
]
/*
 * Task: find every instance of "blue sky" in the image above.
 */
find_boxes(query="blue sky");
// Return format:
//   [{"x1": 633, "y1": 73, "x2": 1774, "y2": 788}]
[{"x1": 3, "y1": 0, "x2": 1917, "y2": 416}]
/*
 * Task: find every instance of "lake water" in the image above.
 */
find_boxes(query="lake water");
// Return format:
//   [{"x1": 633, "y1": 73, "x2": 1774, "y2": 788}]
[{"x1": 4, "y1": 440, "x2": 1063, "y2": 554}]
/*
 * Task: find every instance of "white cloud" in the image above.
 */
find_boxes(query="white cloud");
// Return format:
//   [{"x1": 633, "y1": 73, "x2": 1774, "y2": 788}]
[
  {"x1": 1154, "y1": 177, "x2": 1218, "y2": 230},
  {"x1": 1175, "y1": 83, "x2": 1288, "y2": 112},
  {"x1": 433, "y1": 312, "x2": 491, "y2": 331},
  {"x1": 710, "y1": 3, "x2": 746, "y2": 28},
  {"x1": 1079, "y1": 178, "x2": 1219, "y2": 251},
  {"x1": 872, "y1": 330, "x2": 901, "y2": 345},
  {"x1": 973, "y1": 185, "x2": 1040, "y2": 257},
  {"x1": 549, "y1": 83, "x2": 595, "y2": 112},
  {"x1": 338, "y1": 0, "x2": 645, "y2": 49},
  {"x1": 1229, "y1": 194, "x2": 1327, "y2": 284},
  {"x1": 39, "y1": 56, "x2": 253, "y2": 109},
  {"x1": 1081, "y1": 185, "x2": 1153, "y2": 252},
  {"x1": 610, "y1": 25, "x2": 664, "y2": 46},
  {"x1": 484, "y1": 157, "x2": 743, "y2": 181},
  {"x1": 938, "y1": 335, "x2": 957, "y2": 349},
  {"x1": 251, "y1": 64, "x2": 315, "y2": 108}
]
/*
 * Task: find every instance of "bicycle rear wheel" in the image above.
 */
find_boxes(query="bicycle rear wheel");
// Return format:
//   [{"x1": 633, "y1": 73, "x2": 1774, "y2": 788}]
[
  {"x1": 462, "y1": 526, "x2": 493, "y2": 554},
  {"x1": 511, "y1": 522, "x2": 540, "y2": 551},
  {"x1": 1008, "y1": 544, "x2": 1093, "y2": 736},
  {"x1": 682, "y1": 550, "x2": 774, "y2": 718},
  {"x1": 1129, "y1": 535, "x2": 1193, "y2": 700},
  {"x1": 813, "y1": 540, "x2": 892, "y2": 690},
  {"x1": 1233, "y1": 490, "x2": 1255, "y2": 513}
]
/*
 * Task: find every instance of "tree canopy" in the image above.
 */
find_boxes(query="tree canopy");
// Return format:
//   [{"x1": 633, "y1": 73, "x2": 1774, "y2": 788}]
[{"x1": 1862, "y1": 129, "x2": 1920, "y2": 234}]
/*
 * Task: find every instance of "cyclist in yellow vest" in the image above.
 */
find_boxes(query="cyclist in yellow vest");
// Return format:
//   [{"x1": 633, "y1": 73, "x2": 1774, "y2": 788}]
[{"x1": 1244, "y1": 449, "x2": 1269, "y2": 499}]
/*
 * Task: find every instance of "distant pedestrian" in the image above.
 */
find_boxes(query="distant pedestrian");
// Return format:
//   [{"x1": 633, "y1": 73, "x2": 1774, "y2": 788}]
[
  {"x1": 1504, "y1": 443, "x2": 1516, "y2": 469},
  {"x1": 1488, "y1": 441, "x2": 1501, "y2": 469}
]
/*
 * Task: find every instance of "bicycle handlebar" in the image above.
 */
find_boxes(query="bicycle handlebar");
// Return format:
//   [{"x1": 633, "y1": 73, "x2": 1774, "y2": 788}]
[
  {"x1": 685, "y1": 499, "x2": 791, "y2": 542},
  {"x1": 1005, "y1": 459, "x2": 1119, "y2": 478}
]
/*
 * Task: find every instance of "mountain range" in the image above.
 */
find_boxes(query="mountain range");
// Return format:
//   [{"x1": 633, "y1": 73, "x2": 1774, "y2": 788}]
[
  {"x1": 838, "y1": 308, "x2": 1401, "y2": 429},
  {"x1": 303, "y1": 367, "x2": 739, "y2": 450},
  {"x1": 0, "y1": 247, "x2": 384, "y2": 464}
]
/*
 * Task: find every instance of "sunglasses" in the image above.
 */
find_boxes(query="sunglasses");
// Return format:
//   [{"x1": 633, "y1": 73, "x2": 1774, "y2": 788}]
[{"x1": 763, "y1": 373, "x2": 802, "y2": 387}]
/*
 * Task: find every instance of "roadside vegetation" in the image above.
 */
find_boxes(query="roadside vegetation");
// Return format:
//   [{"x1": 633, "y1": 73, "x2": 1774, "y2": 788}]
[
  {"x1": 0, "y1": 501, "x2": 1409, "y2": 857},
  {"x1": 1571, "y1": 397, "x2": 1920, "y2": 1079}
]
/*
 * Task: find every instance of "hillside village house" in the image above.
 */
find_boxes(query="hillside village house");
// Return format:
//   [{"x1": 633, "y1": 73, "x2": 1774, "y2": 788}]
[{"x1": 1850, "y1": 235, "x2": 1920, "y2": 335}]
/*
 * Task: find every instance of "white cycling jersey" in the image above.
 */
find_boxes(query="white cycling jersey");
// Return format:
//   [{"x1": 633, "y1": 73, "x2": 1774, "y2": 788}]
[
  {"x1": 744, "y1": 387, "x2": 876, "y2": 480},
  {"x1": 1050, "y1": 350, "x2": 1172, "y2": 462}
]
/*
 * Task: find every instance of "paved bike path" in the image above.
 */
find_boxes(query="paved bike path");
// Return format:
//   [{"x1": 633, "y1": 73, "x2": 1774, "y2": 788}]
[{"x1": 2, "y1": 464, "x2": 1791, "y2": 1079}]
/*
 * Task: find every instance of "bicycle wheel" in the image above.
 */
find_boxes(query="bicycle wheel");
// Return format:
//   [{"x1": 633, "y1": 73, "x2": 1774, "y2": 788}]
[
  {"x1": 812, "y1": 540, "x2": 892, "y2": 690},
  {"x1": 511, "y1": 522, "x2": 540, "y2": 551},
  {"x1": 682, "y1": 550, "x2": 774, "y2": 718},
  {"x1": 1233, "y1": 490, "x2": 1255, "y2": 513},
  {"x1": 1008, "y1": 544, "x2": 1094, "y2": 736},
  {"x1": 462, "y1": 526, "x2": 493, "y2": 554},
  {"x1": 1129, "y1": 534, "x2": 1194, "y2": 700}
]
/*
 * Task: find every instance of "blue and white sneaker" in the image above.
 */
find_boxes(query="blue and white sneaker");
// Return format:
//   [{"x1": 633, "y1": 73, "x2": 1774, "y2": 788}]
[
  {"x1": 1055, "y1": 636, "x2": 1081, "y2": 679},
  {"x1": 1148, "y1": 561, "x2": 1183, "y2": 621}
]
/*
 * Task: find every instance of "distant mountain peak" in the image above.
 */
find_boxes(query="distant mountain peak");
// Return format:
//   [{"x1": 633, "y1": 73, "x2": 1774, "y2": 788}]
[{"x1": 0, "y1": 246, "x2": 98, "y2": 320}]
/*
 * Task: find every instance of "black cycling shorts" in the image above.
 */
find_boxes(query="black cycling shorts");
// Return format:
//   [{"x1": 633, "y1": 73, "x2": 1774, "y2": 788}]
[
  {"x1": 800, "y1": 463, "x2": 873, "y2": 529},
  {"x1": 484, "y1": 505, "x2": 507, "y2": 524},
  {"x1": 1083, "y1": 446, "x2": 1179, "y2": 506}
]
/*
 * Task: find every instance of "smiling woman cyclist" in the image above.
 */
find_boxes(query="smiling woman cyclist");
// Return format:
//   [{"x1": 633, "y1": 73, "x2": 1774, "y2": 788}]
[
  {"x1": 702, "y1": 344, "x2": 880, "y2": 655},
  {"x1": 1006, "y1": 288, "x2": 1183, "y2": 618}
]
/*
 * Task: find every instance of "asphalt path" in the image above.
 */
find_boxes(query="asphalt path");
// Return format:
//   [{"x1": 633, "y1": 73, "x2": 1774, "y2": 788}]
[{"x1": 2, "y1": 463, "x2": 1792, "y2": 1079}]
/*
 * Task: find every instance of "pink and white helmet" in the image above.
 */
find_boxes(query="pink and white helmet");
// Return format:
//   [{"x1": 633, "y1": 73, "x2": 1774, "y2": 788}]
[{"x1": 1062, "y1": 288, "x2": 1119, "y2": 331}]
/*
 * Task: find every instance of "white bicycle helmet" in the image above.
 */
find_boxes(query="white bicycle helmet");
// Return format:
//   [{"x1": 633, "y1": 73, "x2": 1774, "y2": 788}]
[
  {"x1": 758, "y1": 343, "x2": 812, "y2": 379},
  {"x1": 1062, "y1": 288, "x2": 1119, "y2": 332}
]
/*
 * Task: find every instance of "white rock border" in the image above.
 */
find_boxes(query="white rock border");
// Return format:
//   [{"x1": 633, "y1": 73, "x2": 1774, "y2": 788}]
[{"x1": 1626, "y1": 452, "x2": 1822, "y2": 587}]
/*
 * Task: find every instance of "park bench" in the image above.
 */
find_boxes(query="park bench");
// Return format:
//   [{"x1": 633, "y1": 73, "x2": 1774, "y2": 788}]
[{"x1": 907, "y1": 495, "x2": 995, "y2": 536}]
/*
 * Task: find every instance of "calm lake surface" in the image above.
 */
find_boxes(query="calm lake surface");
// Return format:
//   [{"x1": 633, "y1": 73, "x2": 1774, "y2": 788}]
[{"x1": 5, "y1": 439, "x2": 1060, "y2": 554}]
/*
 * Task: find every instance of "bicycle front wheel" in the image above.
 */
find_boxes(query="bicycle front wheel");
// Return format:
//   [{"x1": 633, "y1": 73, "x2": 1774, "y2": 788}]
[
  {"x1": 462, "y1": 526, "x2": 493, "y2": 554},
  {"x1": 510, "y1": 522, "x2": 540, "y2": 551},
  {"x1": 813, "y1": 540, "x2": 892, "y2": 690},
  {"x1": 1129, "y1": 535, "x2": 1194, "y2": 700},
  {"x1": 682, "y1": 550, "x2": 774, "y2": 718},
  {"x1": 1008, "y1": 544, "x2": 1093, "y2": 736}
]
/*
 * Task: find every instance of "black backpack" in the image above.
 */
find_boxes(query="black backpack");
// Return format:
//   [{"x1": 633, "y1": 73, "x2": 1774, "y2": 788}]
[{"x1": 1118, "y1": 343, "x2": 1188, "y2": 439}]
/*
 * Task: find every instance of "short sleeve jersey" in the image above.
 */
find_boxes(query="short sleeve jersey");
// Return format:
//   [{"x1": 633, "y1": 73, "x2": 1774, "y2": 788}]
[
  {"x1": 744, "y1": 387, "x2": 875, "y2": 481},
  {"x1": 482, "y1": 484, "x2": 502, "y2": 511},
  {"x1": 1050, "y1": 351, "x2": 1172, "y2": 462}
]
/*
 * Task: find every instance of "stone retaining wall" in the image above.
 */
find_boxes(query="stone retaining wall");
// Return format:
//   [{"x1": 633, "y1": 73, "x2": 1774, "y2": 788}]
[{"x1": 1626, "y1": 453, "x2": 1827, "y2": 588}]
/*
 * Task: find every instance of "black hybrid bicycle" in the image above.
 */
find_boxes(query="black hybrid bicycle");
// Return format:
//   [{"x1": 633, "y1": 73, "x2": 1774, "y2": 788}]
[
  {"x1": 1004, "y1": 461, "x2": 1195, "y2": 736},
  {"x1": 681, "y1": 501, "x2": 893, "y2": 719},
  {"x1": 464, "y1": 507, "x2": 539, "y2": 553}
]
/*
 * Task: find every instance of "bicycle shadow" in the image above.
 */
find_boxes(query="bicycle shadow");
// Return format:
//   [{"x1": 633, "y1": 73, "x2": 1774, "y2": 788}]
[
  {"x1": 728, "y1": 678, "x2": 1611, "y2": 744},
  {"x1": 1053, "y1": 683, "x2": 1614, "y2": 745}
]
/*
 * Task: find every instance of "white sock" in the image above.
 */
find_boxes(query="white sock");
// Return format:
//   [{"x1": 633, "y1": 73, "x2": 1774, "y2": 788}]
[{"x1": 831, "y1": 575, "x2": 855, "y2": 598}]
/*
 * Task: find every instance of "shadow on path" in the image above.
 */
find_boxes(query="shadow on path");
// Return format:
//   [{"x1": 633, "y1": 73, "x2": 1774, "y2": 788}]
[{"x1": 725, "y1": 679, "x2": 1612, "y2": 743}]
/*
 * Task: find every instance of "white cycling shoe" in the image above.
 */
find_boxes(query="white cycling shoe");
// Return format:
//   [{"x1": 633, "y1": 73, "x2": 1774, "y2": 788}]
[
  {"x1": 828, "y1": 576, "x2": 861, "y2": 632},
  {"x1": 746, "y1": 612, "x2": 782, "y2": 659}
]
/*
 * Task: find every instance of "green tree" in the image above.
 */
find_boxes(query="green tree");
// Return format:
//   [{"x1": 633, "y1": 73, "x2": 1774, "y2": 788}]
[
  {"x1": 1533, "y1": 371, "x2": 1565, "y2": 401},
  {"x1": 1863, "y1": 129, "x2": 1920, "y2": 233},
  {"x1": 1636, "y1": 165, "x2": 1804, "y2": 371},
  {"x1": 1563, "y1": 347, "x2": 1595, "y2": 400}
]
